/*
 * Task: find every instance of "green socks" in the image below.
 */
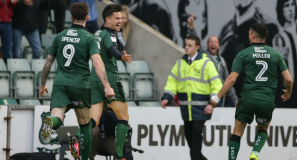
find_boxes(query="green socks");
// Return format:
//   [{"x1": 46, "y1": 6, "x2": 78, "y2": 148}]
[
  {"x1": 79, "y1": 120, "x2": 93, "y2": 160},
  {"x1": 50, "y1": 115, "x2": 62, "y2": 130},
  {"x1": 75, "y1": 118, "x2": 96, "y2": 138},
  {"x1": 115, "y1": 120, "x2": 129, "y2": 157},
  {"x1": 229, "y1": 134, "x2": 241, "y2": 160},
  {"x1": 252, "y1": 130, "x2": 268, "y2": 152}
]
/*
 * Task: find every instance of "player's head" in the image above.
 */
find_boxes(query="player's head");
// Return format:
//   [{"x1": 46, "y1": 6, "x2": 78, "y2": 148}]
[
  {"x1": 207, "y1": 36, "x2": 220, "y2": 56},
  {"x1": 233, "y1": 0, "x2": 254, "y2": 11},
  {"x1": 102, "y1": 4, "x2": 123, "y2": 31},
  {"x1": 249, "y1": 23, "x2": 268, "y2": 43},
  {"x1": 185, "y1": 35, "x2": 200, "y2": 57},
  {"x1": 70, "y1": 2, "x2": 90, "y2": 23},
  {"x1": 276, "y1": 0, "x2": 296, "y2": 27}
]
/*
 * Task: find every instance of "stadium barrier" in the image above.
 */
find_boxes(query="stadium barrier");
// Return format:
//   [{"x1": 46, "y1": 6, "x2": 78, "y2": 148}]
[{"x1": 1, "y1": 105, "x2": 297, "y2": 160}]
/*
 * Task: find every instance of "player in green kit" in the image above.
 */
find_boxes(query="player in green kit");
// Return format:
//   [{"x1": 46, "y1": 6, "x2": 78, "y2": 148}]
[
  {"x1": 90, "y1": 4, "x2": 132, "y2": 160},
  {"x1": 210, "y1": 23, "x2": 293, "y2": 160},
  {"x1": 38, "y1": 2, "x2": 115, "y2": 160}
]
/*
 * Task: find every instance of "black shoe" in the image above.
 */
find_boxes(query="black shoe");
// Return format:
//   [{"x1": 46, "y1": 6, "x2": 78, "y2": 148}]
[{"x1": 113, "y1": 153, "x2": 126, "y2": 160}]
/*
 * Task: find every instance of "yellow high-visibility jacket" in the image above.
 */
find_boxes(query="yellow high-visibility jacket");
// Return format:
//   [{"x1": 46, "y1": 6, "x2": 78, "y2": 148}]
[{"x1": 162, "y1": 53, "x2": 222, "y2": 121}]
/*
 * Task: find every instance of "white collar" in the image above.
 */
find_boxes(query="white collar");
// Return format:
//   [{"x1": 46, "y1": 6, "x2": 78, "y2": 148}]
[{"x1": 188, "y1": 52, "x2": 198, "y2": 62}]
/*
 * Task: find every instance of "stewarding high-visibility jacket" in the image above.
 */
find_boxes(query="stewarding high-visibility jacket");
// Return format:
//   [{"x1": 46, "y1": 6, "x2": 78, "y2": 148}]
[{"x1": 162, "y1": 52, "x2": 222, "y2": 121}]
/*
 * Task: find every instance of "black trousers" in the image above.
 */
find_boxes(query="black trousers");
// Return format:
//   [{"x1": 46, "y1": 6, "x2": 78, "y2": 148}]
[{"x1": 184, "y1": 120, "x2": 206, "y2": 160}]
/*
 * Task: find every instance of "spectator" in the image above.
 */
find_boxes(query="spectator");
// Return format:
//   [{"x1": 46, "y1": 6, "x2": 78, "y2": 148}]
[
  {"x1": 0, "y1": 0, "x2": 18, "y2": 64},
  {"x1": 187, "y1": 14, "x2": 238, "y2": 107},
  {"x1": 70, "y1": 0, "x2": 99, "y2": 34},
  {"x1": 161, "y1": 35, "x2": 222, "y2": 160},
  {"x1": 12, "y1": 0, "x2": 47, "y2": 59},
  {"x1": 117, "y1": 5, "x2": 130, "y2": 52},
  {"x1": 38, "y1": 0, "x2": 67, "y2": 35}
]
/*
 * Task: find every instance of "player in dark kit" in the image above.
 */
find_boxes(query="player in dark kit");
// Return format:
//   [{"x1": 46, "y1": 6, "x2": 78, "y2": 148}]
[
  {"x1": 90, "y1": 4, "x2": 132, "y2": 160},
  {"x1": 39, "y1": 2, "x2": 115, "y2": 160},
  {"x1": 211, "y1": 23, "x2": 293, "y2": 160}
]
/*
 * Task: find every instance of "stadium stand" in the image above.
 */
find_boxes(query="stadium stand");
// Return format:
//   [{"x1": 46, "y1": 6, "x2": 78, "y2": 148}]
[
  {"x1": 126, "y1": 61, "x2": 157, "y2": 100},
  {"x1": 41, "y1": 34, "x2": 57, "y2": 57},
  {"x1": 7, "y1": 59, "x2": 35, "y2": 99},
  {"x1": 0, "y1": 99, "x2": 18, "y2": 105},
  {"x1": 42, "y1": 100, "x2": 51, "y2": 105},
  {"x1": 0, "y1": 59, "x2": 12, "y2": 98},
  {"x1": 19, "y1": 99, "x2": 41, "y2": 105},
  {"x1": 31, "y1": 59, "x2": 56, "y2": 99},
  {"x1": 127, "y1": 101, "x2": 137, "y2": 106},
  {"x1": 117, "y1": 60, "x2": 132, "y2": 99}
]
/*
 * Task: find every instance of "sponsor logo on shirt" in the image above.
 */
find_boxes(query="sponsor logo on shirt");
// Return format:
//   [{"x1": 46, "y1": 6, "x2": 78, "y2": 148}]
[
  {"x1": 111, "y1": 37, "x2": 117, "y2": 42},
  {"x1": 95, "y1": 30, "x2": 101, "y2": 37},
  {"x1": 66, "y1": 29, "x2": 78, "y2": 36},
  {"x1": 254, "y1": 47, "x2": 267, "y2": 53}
]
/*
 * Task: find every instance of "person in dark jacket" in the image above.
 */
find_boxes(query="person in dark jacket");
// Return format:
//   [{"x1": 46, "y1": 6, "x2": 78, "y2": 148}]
[
  {"x1": 71, "y1": 0, "x2": 99, "y2": 34},
  {"x1": 0, "y1": 0, "x2": 18, "y2": 64},
  {"x1": 12, "y1": 0, "x2": 48, "y2": 59}
]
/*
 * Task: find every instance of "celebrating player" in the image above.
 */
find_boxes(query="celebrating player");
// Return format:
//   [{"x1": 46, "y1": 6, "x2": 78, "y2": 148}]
[
  {"x1": 211, "y1": 23, "x2": 293, "y2": 160},
  {"x1": 39, "y1": 2, "x2": 115, "y2": 160},
  {"x1": 91, "y1": 4, "x2": 132, "y2": 160}
]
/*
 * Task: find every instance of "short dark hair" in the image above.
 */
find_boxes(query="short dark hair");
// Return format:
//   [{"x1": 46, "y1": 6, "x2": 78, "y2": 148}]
[
  {"x1": 186, "y1": 35, "x2": 200, "y2": 46},
  {"x1": 70, "y1": 2, "x2": 89, "y2": 21},
  {"x1": 102, "y1": 4, "x2": 122, "y2": 22},
  {"x1": 250, "y1": 23, "x2": 268, "y2": 40}
]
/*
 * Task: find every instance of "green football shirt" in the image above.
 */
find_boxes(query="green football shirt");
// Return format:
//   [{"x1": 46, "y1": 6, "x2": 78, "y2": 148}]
[
  {"x1": 90, "y1": 26, "x2": 120, "y2": 82},
  {"x1": 232, "y1": 43, "x2": 288, "y2": 102},
  {"x1": 48, "y1": 24, "x2": 100, "y2": 89}
]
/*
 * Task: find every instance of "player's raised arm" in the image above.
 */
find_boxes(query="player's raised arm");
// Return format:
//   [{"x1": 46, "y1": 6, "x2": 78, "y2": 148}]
[
  {"x1": 281, "y1": 70, "x2": 293, "y2": 101},
  {"x1": 39, "y1": 54, "x2": 56, "y2": 97},
  {"x1": 91, "y1": 54, "x2": 115, "y2": 98}
]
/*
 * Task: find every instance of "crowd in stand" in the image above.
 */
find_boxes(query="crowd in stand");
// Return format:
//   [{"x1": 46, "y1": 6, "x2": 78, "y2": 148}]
[{"x1": 0, "y1": 0, "x2": 130, "y2": 65}]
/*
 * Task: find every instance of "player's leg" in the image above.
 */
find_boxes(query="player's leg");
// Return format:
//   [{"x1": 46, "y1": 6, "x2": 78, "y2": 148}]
[
  {"x1": 41, "y1": 106, "x2": 67, "y2": 143},
  {"x1": 68, "y1": 87, "x2": 94, "y2": 160},
  {"x1": 75, "y1": 81, "x2": 105, "y2": 138},
  {"x1": 75, "y1": 102, "x2": 104, "y2": 138},
  {"x1": 74, "y1": 107, "x2": 92, "y2": 160},
  {"x1": 229, "y1": 119, "x2": 247, "y2": 160},
  {"x1": 41, "y1": 86, "x2": 70, "y2": 143},
  {"x1": 250, "y1": 100, "x2": 275, "y2": 160},
  {"x1": 110, "y1": 100, "x2": 129, "y2": 159},
  {"x1": 250, "y1": 122, "x2": 270, "y2": 160},
  {"x1": 229, "y1": 98, "x2": 253, "y2": 160}
]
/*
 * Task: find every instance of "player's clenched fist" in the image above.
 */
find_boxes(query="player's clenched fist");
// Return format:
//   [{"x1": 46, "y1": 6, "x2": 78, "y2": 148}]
[
  {"x1": 105, "y1": 86, "x2": 115, "y2": 99},
  {"x1": 39, "y1": 86, "x2": 48, "y2": 97},
  {"x1": 122, "y1": 51, "x2": 132, "y2": 64}
]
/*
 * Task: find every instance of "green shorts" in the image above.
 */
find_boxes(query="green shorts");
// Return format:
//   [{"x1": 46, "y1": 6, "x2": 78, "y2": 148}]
[
  {"x1": 91, "y1": 81, "x2": 127, "y2": 107},
  {"x1": 235, "y1": 98, "x2": 275, "y2": 125},
  {"x1": 50, "y1": 85, "x2": 91, "y2": 112}
]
